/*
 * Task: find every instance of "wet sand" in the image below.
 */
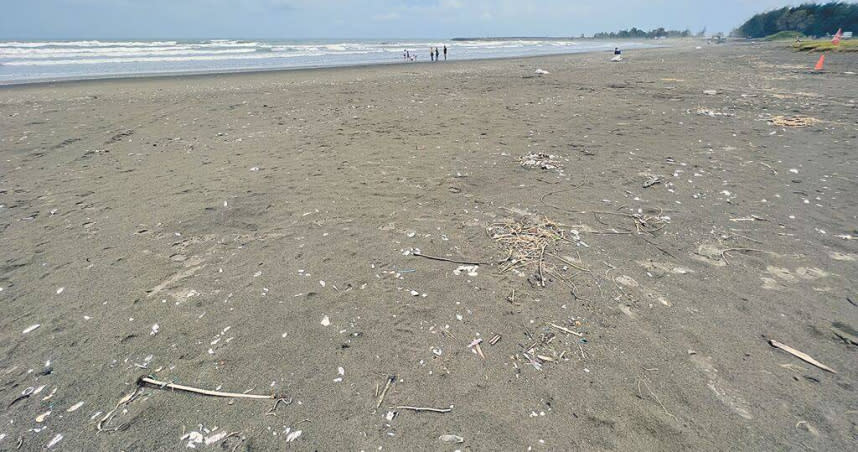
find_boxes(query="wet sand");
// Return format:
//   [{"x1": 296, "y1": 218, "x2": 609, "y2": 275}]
[{"x1": 1, "y1": 41, "x2": 857, "y2": 450}]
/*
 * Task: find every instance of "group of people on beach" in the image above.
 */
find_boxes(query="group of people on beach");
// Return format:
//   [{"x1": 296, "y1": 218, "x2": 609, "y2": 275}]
[{"x1": 402, "y1": 45, "x2": 447, "y2": 62}]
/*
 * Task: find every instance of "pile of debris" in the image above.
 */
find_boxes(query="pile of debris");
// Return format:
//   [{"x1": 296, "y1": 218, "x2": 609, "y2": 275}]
[
  {"x1": 487, "y1": 216, "x2": 588, "y2": 286},
  {"x1": 770, "y1": 115, "x2": 818, "y2": 128},
  {"x1": 519, "y1": 153, "x2": 561, "y2": 170}
]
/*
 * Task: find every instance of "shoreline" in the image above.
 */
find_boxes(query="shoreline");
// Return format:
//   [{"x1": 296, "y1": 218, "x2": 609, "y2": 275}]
[{"x1": 0, "y1": 42, "x2": 670, "y2": 88}]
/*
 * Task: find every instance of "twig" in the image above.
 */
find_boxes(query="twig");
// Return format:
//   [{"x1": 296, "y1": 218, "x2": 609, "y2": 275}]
[
  {"x1": 769, "y1": 340, "x2": 836, "y2": 373},
  {"x1": 638, "y1": 377, "x2": 678, "y2": 421},
  {"x1": 550, "y1": 323, "x2": 583, "y2": 337},
  {"x1": 220, "y1": 432, "x2": 243, "y2": 452},
  {"x1": 548, "y1": 253, "x2": 591, "y2": 272},
  {"x1": 395, "y1": 406, "x2": 452, "y2": 413},
  {"x1": 97, "y1": 386, "x2": 142, "y2": 432},
  {"x1": 138, "y1": 377, "x2": 276, "y2": 399},
  {"x1": 375, "y1": 376, "x2": 395, "y2": 410},
  {"x1": 726, "y1": 231, "x2": 764, "y2": 244},
  {"x1": 266, "y1": 397, "x2": 293, "y2": 415},
  {"x1": 412, "y1": 251, "x2": 488, "y2": 266},
  {"x1": 538, "y1": 244, "x2": 546, "y2": 287},
  {"x1": 539, "y1": 185, "x2": 587, "y2": 213},
  {"x1": 759, "y1": 162, "x2": 778, "y2": 175}
]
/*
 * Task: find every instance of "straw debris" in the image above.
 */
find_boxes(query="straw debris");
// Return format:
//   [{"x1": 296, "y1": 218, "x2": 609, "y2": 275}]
[
  {"x1": 488, "y1": 216, "x2": 576, "y2": 285},
  {"x1": 770, "y1": 115, "x2": 818, "y2": 127}
]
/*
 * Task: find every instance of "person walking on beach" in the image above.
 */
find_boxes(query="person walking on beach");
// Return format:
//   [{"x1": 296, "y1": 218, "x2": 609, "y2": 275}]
[
  {"x1": 430, "y1": 47, "x2": 434, "y2": 62},
  {"x1": 435, "y1": 47, "x2": 439, "y2": 62},
  {"x1": 443, "y1": 45, "x2": 447, "y2": 60},
  {"x1": 614, "y1": 47, "x2": 621, "y2": 55}
]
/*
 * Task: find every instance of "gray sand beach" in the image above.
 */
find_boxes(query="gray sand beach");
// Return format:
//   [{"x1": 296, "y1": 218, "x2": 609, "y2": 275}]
[{"x1": 1, "y1": 42, "x2": 857, "y2": 450}]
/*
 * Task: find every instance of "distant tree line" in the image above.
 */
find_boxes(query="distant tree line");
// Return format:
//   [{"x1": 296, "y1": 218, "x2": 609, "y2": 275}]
[
  {"x1": 593, "y1": 27, "x2": 693, "y2": 39},
  {"x1": 734, "y1": 2, "x2": 858, "y2": 38}
]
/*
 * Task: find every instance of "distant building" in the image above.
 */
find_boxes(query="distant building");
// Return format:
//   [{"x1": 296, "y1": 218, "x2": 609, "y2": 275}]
[{"x1": 843, "y1": 31, "x2": 853, "y2": 39}]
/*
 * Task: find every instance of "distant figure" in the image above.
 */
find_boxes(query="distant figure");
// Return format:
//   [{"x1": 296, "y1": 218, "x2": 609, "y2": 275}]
[
  {"x1": 406, "y1": 50, "x2": 410, "y2": 60},
  {"x1": 443, "y1": 45, "x2": 447, "y2": 60},
  {"x1": 435, "y1": 47, "x2": 440, "y2": 61},
  {"x1": 614, "y1": 47, "x2": 622, "y2": 55},
  {"x1": 430, "y1": 48, "x2": 434, "y2": 62},
  {"x1": 403, "y1": 49, "x2": 407, "y2": 60}
]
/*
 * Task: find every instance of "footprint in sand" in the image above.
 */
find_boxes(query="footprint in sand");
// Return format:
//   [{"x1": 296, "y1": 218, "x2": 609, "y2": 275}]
[
  {"x1": 692, "y1": 244, "x2": 727, "y2": 267},
  {"x1": 691, "y1": 355, "x2": 753, "y2": 420},
  {"x1": 636, "y1": 260, "x2": 693, "y2": 278},
  {"x1": 828, "y1": 251, "x2": 856, "y2": 262},
  {"x1": 761, "y1": 266, "x2": 829, "y2": 290}
]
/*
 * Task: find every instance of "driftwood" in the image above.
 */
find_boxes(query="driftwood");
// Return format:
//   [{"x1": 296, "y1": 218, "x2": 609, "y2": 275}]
[
  {"x1": 769, "y1": 340, "x2": 836, "y2": 373},
  {"x1": 138, "y1": 376, "x2": 277, "y2": 399},
  {"x1": 412, "y1": 251, "x2": 488, "y2": 266},
  {"x1": 395, "y1": 405, "x2": 452, "y2": 413}
]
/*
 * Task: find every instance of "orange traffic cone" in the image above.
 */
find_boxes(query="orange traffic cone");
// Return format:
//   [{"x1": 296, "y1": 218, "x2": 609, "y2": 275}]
[{"x1": 814, "y1": 54, "x2": 825, "y2": 71}]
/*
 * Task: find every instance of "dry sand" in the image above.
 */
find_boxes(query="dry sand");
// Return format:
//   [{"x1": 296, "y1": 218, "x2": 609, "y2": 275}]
[{"x1": 1, "y1": 41, "x2": 857, "y2": 450}]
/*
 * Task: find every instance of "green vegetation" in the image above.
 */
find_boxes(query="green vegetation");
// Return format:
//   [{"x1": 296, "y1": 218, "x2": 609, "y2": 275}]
[
  {"x1": 593, "y1": 27, "x2": 691, "y2": 39},
  {"x1": 735, "y1": 2, "x2": 857, "y2": 38},
  {"x1": 764, "y1": 31, "x2": 806, "y2": 40},
  {"x1": 793, "y1": 39, "x2": 858, "y2": 51}
]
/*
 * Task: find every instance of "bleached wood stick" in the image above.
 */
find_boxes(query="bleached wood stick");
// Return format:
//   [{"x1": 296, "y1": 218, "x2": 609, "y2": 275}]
[
  {"x1": 139, "y1": 377, "x2": 276, "y2": 399},
  {"x1": 769, "y1": 340, "x2": 836, "y2": 374}
]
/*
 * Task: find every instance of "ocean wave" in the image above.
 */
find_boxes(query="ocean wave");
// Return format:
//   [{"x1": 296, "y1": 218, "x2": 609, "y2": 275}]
[
  {"x1": 1, "y1": 48, "x2": 258, "y2": 60},
  {"x1": 0, "y1": 40, "x2": 179, "y2": 48},
  {"x1": 1, "y1": 51, "x2": 335, "y2": 66}
]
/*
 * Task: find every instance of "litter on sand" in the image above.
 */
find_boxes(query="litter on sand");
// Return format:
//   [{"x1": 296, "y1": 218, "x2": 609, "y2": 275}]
[
  {"x1": 138, "y1": 376, "x2": 280, "y2": 399},
  {"x1": 519, "y1": 153, "x2": 560, "y2": 170},
  {"x1": 769, "y1": 340, "x2": 836, "y2": 373},
  {"x1": 770, "y1": 115, "x2": 818, "y2": 128}
]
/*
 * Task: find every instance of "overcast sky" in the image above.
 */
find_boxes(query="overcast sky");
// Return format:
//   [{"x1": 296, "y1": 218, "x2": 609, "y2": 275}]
[{"x1": 2, "y1": 0, "x2": 811, "y2": 40}]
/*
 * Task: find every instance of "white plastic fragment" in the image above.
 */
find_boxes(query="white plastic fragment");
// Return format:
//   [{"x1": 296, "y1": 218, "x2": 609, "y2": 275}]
[
  {"x1": 204, "y1": 431, "x2": 228, "y2": 445},
  {"x1": 23, "y1": 324, "x2": 40, "y2": 334},
  {"x1": 182, "y1": 431, "x2": 204, "y2": 448},
  {"x1": 56, "y1": 287, "x2": 64, "y2": 294},
  {"x1": 36, "y1": 410, "x2": 51, "y2": 422},
  {"x1": 285, "y1": 429, "x2": 302, "y2": 442},
  {"x1": 66, "y1": 401, "x2": 84, "y2": 412},
  {"x1": 320, "y1": 316, "x2": 331, "y2": 327},
  {"x1": 453, "y1": 265, "x2": 479, "y2": 276},
  {"x1": 150, "y1": 324, "x2": 160, "y2": 335},
  {"x1": 440, "y1": 434, "x2": 465, "y2": 443}
]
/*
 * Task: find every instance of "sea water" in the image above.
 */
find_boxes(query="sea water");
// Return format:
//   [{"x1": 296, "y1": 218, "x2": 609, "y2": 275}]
[{"x1": 0, "y1": 39, "x2": 650, "y2": 84}]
